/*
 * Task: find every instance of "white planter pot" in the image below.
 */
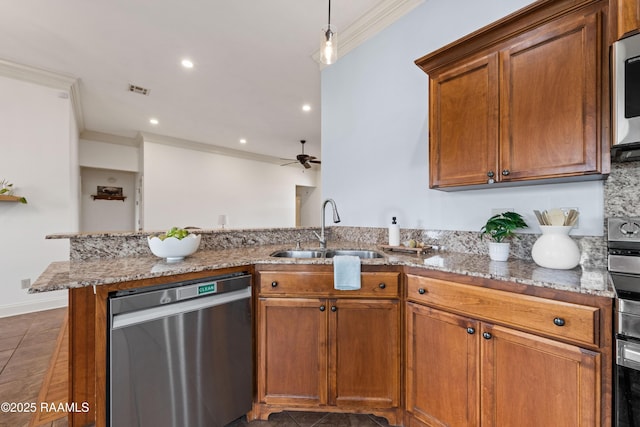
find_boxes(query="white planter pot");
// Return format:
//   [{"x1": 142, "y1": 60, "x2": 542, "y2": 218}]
[
  {"x1": 488, "y1": 242, "x2": 510, "y2": 262},
  {"x1": 531, "y1": 225, "x2": 580, "y2": 270}
]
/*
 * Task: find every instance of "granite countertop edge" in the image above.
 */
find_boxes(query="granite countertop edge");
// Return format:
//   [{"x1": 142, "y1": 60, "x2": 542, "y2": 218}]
[
  {"x1": 30, "y1": 242, "x2": 614, "y2": 298},
  {"x1": 44, "y1": 227, "x2": 320, "y2": 239}
]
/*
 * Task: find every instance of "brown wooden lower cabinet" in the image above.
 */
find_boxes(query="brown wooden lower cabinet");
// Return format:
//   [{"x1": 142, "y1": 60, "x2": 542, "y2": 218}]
[
  {"x1": 405, "y1": 273, "x2": 610, "y2": 427},
  {"x1": 405, "y1": 303, "x2": 480, "y2": 427},
  {"x1": 67, "y1": 266, "x2": 610, "y2": 427},
  {"x1": 481, "y1": 323, "x2": 600, "y2": 426},
  {"x1": 257, "y1": 297, "x2": 328, "y2": 407},
  {"x1": 405, "y1": 303, "x2": 600, "y2": 427},
  {"x1": 252, "y1": 267, "x2": 402, "y2": 424},
  {"x1": 331, "y1": 298, "x2": 399, "y2": 410}
]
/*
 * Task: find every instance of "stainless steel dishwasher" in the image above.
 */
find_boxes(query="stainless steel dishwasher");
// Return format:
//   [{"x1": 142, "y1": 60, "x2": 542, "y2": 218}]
[{"x1": 108, "y1": 271, "x2": 253, "y2": 427}]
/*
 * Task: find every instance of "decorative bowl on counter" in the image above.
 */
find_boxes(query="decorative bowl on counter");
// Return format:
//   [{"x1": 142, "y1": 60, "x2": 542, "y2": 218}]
[{"x1": 147, "y1": 234, "x2": 201, "y2": 262}]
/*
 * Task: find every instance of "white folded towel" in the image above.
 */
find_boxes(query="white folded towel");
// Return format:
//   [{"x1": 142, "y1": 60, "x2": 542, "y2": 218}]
[{"x1": 333, "y1": 255, "x2": 361, "y2": 290}]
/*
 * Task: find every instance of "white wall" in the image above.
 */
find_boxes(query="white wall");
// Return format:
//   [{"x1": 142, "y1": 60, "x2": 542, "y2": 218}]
[
  {"x1": 321, "y1": 0, "x2": 605, "y2": 236},
  {"x1": 80, "y1": 167, "x2": 136, "y2": 232},
  {"x1": 78, "y1": 139, "x2": 141, "y2": 231},
  {"x1": 142, "y1": 140, "x2": 319, "y2": 230},
  {"x1": 297, "y1": 184, "x2": 322, "y2": 227},
  {"x1": 0, "y1": 76, "x2": 75, "y2": 316},
  {"x1": 78, "y1": 139, "x2": 140, "y2": 172}
]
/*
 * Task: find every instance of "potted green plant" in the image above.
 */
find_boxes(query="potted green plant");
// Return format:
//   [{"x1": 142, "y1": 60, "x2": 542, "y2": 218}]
[
  {"x1": 480, "y1": 211, "x2": 528, "y2": 261},
  {"x1": 0, "y1": 179, "x2": 27, "y2": 203}
]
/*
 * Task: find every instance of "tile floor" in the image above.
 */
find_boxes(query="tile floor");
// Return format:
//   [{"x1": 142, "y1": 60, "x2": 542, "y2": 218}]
[
  {"x1": 0, "y1": 308, "x2": 391, "y2": 427},
  {"x1": 230, "y1": 412, "x2": 390, "y2": 427},
  {"x1": 0, "y1": 307, "x2": 68, "y2": 427}
]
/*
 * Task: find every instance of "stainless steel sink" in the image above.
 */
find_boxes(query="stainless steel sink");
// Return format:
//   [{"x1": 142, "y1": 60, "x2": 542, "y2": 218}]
[
  {"x1": 326, "y1": 249, "x2": 384, "y2": 259},
  {"x1": 270, "y1": 250, "x2": 328, "y2": 258},
  {"x1": 270, "y1": 249, "x2": 384, "y2": 259}
]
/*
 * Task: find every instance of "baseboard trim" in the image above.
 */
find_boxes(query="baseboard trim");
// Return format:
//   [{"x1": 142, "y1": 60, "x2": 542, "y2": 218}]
[{"x1": 0, "y1": 295, "x2": 68, "y2": 318}]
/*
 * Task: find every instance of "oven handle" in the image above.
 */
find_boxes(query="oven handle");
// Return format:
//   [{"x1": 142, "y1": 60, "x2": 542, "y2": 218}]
[{"x1": 617, "y1": 339, "x2": 640, "y2": 370}]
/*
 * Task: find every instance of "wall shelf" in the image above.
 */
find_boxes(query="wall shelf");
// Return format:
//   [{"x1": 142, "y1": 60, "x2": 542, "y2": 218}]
[
  {"x1": 91, "y1": 195, "x2": 126, "y2": 201},
  {"x1": 0, "y1": 194, "x2": 27, "y2": 203}
]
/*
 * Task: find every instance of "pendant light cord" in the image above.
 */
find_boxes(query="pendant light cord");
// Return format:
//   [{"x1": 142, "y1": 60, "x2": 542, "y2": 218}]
[{"x1": 328, "y1": 0, "x2": 331, "y2": 27}]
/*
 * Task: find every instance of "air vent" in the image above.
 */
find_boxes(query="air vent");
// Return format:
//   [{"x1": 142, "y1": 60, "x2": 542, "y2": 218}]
[{"x1": 128, "y1": 84, "x2": 150, "y2": 96}]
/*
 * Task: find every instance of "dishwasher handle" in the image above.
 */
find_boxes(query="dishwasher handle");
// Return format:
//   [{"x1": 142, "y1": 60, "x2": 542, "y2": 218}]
[{"x1": 112, "y1": 287, "x2": 250, "y2": 330}]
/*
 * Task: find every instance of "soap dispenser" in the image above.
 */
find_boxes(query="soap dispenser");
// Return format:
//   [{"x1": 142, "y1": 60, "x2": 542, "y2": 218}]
[{"x1": 389, "y1": 217, "x2": 400, "y2": 246}]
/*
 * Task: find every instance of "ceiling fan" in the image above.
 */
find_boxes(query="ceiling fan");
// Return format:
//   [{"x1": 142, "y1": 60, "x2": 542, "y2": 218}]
[{"x1": 281, "y1": 140, "x2": 321, "y2": 169}]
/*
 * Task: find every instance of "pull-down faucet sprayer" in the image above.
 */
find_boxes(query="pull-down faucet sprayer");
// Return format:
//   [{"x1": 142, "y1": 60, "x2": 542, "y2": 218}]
[{"x1": 314, "y1": 199, "x2": 341, "y2": 249}]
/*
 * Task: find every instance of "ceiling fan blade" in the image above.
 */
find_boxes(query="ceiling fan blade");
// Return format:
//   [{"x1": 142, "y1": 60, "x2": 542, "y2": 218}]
[
  {"x1": 283, "y1": 140, "x2": 320, "y2": 169},
  {"x1": 280, "y1": 161, "x2": 298, "y2": 166}
]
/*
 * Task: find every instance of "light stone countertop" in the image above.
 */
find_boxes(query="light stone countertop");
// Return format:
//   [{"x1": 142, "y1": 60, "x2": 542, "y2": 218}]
[{"x1": 30, "y1": 241, "x2": 614, "y2": 298}]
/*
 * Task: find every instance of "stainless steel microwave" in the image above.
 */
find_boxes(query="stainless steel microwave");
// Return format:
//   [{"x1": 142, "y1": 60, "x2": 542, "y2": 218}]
[{"x1": 613, "y1": 33, "x2": 640, "y2": 162}]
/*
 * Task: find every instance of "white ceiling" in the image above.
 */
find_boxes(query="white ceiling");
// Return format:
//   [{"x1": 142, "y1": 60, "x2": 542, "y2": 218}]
[{"x1": 0, "y1": 0, "x2": 420, "y2": 162}]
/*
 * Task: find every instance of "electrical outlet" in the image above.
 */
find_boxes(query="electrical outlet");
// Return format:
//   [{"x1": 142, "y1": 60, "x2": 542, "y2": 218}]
[{"x1": 21, "y1": 278, "x2": 31, "y2": 289}]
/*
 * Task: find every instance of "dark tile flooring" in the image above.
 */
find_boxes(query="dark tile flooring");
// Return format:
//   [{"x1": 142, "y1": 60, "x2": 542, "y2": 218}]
[
  {"x1": 0, "y1": 308, "x2": 391, "y2": 427},
  {"x1": 229, "y1": 412, "x2": 390, "y2": 427}
]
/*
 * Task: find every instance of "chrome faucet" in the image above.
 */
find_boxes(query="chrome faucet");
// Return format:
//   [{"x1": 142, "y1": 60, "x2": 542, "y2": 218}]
[{"x1": 314, "y1": 199, "x2": 341, "y2": 249}]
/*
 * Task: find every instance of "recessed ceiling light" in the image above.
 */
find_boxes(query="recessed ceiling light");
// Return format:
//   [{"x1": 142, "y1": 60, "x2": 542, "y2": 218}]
[
  {"x1": 239, "y1": 139, "x2": 247, "y2": 144},
  {"x1": 149, "y1": 118, "x2": 159, "y2": 125},
  {"x1": 302, "y1": 104, "x2": 311, "y2": 112},
  {"x1": 181, "y1": 59, "x2": 194, "y2": 69}
]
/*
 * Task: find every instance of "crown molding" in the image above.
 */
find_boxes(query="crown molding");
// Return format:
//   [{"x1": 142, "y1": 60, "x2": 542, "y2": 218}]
[
  {"x1": 312, "y1": 0, "x2": 424, "y2": 66},
  {"x1": 0, "y1": 58, "x2": 76, "y2": 89},
  {"x1": 80, "y1": 130, "x2": 139, "y2": 147},
  {"x1": 139, "y1": 132, "x2": 305, "y2": 167},
  {"x1": 69, "y1": 80, "x2": 85, "y2": 132},
  {"x1": 0, "y1": 58, "x2": 86, "y2": 132}
]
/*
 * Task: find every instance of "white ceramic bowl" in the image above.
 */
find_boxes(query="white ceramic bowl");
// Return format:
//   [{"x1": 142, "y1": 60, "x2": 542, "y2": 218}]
[{"x1": 147, "y1": 234, "x2": 201, "y2": 262}]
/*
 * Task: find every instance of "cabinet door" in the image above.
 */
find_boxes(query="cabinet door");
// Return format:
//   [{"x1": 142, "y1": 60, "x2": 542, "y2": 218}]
[
  {"x1": 257, "y1": 297, "x2": 328, "y2": 406},
  {"x1": 330, "y1": 298, "x2": 400, "y2": 409},
  {"x1": 500, "y1": 9, "x2": 601, "y2": 181},
  {"x1": 429, "y1": 53, "x2": 499, "y2": 188},
  {"x1": 405, "y1": 302, "x2": 480, "y2": 427},
  {"x1": 615, "y1": 0, "x2": 640, "y2": 40},
  {"x1": 481, "y1": 324, "x2": 600, "y2": 427}
]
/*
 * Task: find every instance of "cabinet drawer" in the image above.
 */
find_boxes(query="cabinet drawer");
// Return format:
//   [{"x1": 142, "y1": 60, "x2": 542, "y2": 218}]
[
  {"x1": 259, "y1": 271, "x2": 399, "y2": 298},
  {"x1": 407, "y1": 274, "x2": 599, "y2": 347}
]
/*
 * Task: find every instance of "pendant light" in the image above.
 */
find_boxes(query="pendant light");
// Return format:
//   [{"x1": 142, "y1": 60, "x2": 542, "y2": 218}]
[{"x1": 320, "y1": 0, "x2": 337, "y2": 65}]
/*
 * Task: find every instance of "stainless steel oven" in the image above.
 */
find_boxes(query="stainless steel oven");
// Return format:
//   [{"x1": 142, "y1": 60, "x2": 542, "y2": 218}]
[
  {"x1": 609, "y1": 218, "x2": 640, "y2": 426},
  {"x1": 616, "y1": 298, "x2": 640, "y2": 426}
]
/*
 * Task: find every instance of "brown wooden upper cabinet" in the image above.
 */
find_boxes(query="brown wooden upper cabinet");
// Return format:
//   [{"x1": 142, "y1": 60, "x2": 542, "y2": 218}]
[
  {"x1": 416, "y1": 0, "x2": 610, "y2": 190},
  {"x1": 613, "y1": 0, "x2": 640, "y2": 39}
]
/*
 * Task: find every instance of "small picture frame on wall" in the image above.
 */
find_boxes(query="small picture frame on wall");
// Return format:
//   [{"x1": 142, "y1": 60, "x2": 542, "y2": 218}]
[{"x1": 97, "y1": 186, "x2": 123, "y2": 197}]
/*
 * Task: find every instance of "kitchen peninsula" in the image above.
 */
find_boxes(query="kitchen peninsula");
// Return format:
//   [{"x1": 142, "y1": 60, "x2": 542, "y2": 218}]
[{"x1": 31, "y1": 226, "x2": 614, "y2": 427}]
